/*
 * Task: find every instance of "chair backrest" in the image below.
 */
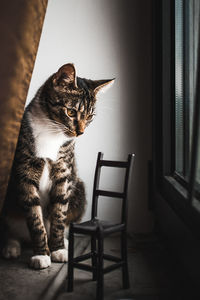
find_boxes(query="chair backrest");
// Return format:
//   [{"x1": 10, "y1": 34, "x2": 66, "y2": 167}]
[{"x1": 91, "y1": 152, "x2": 135, "y2": 224}]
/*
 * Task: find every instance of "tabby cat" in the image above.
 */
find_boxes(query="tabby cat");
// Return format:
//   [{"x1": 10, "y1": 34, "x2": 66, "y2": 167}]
[{"x1": 2, "y1": 63, "x2": 114, "y2": 269}]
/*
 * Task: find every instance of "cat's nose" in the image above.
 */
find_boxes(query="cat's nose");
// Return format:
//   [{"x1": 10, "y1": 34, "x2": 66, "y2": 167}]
[
  {"x1": 76, "y1": 121, "x2": 85, "y2": 136},
  {"x1": 76, "y1": 130, "x2": 84, "y2": 136}
]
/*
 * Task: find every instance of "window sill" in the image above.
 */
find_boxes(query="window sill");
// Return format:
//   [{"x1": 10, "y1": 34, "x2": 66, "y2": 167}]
[
  {"x1": 164, "y1": 175, "x2": 188, "y2": 200},
  {"x1": 156, "y1": 175, "x2": 200, "y2": 239}
]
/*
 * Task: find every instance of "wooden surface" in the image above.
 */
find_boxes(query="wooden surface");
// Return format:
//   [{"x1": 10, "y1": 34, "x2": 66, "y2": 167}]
[{"x1": 0, "y1": 0, "x2": 48, "y2": 213}]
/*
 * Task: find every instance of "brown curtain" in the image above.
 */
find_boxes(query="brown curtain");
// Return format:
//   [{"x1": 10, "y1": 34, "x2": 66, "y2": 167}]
[{"x1": 0, "y1": 0, "x2": 48, "y2": 213}]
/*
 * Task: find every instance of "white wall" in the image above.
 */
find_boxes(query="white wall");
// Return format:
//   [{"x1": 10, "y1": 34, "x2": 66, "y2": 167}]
[{"x1": 26, "y1": 0, "x2": 153, "y2": 233}]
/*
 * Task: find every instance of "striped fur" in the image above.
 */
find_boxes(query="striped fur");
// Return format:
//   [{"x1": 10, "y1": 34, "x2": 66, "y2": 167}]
[{"x1": 2, "y1": 64, "x2": 114, "y2": 269}]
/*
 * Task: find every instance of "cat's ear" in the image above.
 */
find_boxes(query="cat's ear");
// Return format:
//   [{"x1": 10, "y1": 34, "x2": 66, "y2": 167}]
[
  {"x1": 92, "y1": 79, "x2": 115, "y2": 95},
  {"x1": 53, "y1": 63, "x2": 77, "y2": 88}
]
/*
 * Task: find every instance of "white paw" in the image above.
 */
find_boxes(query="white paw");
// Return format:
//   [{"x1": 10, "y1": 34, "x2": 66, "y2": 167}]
[
  {"x1": 29, "y1": 255, "x2": 51, "y2": 269},
  {"x1": 51, "y1": 249, "x2": 68, "y2": 262},
  {"x1": 2, "y1": 239, "x2": 21, "y2": 259}
]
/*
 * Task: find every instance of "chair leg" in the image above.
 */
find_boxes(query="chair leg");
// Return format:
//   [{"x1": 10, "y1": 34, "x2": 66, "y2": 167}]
[
  {"x1": 96, "y1": 234, "x2": 104, "y2": 300},
  {"x1": 67, "y1": 225, "x2": 74, "y2": 292},
  {"x1": 121, "y1": 230, "x2": 130, "y2": 289},
  {"x1": 91, "y1": 236, "x2": 97, "y2": 281}
]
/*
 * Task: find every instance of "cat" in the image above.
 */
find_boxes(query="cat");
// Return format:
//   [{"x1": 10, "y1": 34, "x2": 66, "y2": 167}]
[{"x1": 1, "y1": 63, "x2": 114, "y2": 269}]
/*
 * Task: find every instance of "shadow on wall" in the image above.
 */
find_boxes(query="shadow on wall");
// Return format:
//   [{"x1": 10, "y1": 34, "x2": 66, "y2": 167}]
[{"x1": 93, "y1": 0, "x2": 153, "y2": 233}]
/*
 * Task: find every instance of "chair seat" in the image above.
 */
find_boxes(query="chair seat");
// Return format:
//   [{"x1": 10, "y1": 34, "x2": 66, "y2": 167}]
[{"x1": 72, "y1": 218, "x2": 125, "y2": 235}]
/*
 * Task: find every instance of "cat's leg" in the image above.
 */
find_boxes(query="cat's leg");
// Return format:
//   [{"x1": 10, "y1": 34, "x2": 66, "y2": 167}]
[
  {"x1": 49, "y1": 181, "x2": 85, "y2": 262},
  {"x1": 16, "y1": 158, "x2": 51, "y2": 269},
  {"x1": 50, "y1": 179, "x2": 86, "y2": 262},
  {"x1": 2, "y1": 238, "x2": 21, "y2": 259},
  {"x1": 1, "y1": 215, "x2": 22, "y2": 259},
  {"x1": 49, "y1": 148, "x2": 85, "y2": 262},
  {"x1": 49, "y1": 157, "x2": 73, "y2": 262},
  {"x1": 18, "y1": 186, "x2": 51, "y2": 268},
  {"x1": 66, "y1": 179, "x2": 86, "y2": 224},
  {"x1": 50, "y1": 202, "x2": 69, "y2": 262},
  {"x1": 26, "y1": 206, "x2": 51, "y2": 269}
]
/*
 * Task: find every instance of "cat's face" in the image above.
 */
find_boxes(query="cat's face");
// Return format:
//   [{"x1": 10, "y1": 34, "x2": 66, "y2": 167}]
[{"x1": 42, "y1": 64, "x2": 114, "y2": 137}]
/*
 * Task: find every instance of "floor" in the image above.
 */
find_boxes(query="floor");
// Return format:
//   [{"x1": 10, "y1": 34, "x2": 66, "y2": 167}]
[
  {"x1": 0, "y1": 234, "x2": 196, "y2": 300},
  {"x1": 56, "y1": 234, "x2": 196, "y2": 300},
  {"x1": 0, "y1": 236, "x2": 89, "y2": 300}
]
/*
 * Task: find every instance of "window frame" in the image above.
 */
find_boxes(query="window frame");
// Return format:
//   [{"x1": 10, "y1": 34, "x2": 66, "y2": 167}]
[{"x1": 153, "y1": 0, "x2": 200, "y2": 237}]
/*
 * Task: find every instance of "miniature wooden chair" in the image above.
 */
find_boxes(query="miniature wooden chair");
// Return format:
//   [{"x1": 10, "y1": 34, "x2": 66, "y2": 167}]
[{"x1": 67, "y1": 152, "x2": 134, "y2": 300}]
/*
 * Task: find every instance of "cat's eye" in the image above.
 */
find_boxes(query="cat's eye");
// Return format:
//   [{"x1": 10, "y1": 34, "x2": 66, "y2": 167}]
[
  {"x1": 67, "y1": 108, "x2": 76, "y2": 117},
  {"x1": 86, "y1": 114, "x2": 94, "y2": 121}
]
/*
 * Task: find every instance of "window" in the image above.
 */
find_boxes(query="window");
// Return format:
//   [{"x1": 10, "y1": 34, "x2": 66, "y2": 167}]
[
  {"x1": 175, "y1": 0, "x2": 189, "y2": 178},
  {"x1": 174, "y1": 0, "x2": 200, "y2": 202},
  {"x1": 153, "y1": 0, "x2": 200, "y2": 230},
  {"x1": 174, "y1": 0, "x2": 199, "y2": 185}
]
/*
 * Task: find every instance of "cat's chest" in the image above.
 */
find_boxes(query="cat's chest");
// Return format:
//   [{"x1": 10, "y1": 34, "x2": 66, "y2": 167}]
[
  {"x1": 28, "y1": 111, "x2": 70, "y2": 161},
  {"x1": 34, "y1": 131, "x2": 67, "y2": 161}
]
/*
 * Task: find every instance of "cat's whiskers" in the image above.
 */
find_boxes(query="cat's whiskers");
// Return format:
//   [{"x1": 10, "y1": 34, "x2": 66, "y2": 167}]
[
  {"x1": 41, "y1": 117, "x2": 67, "y2": 131},
  {"x1": 42, "y1": 129, "x2": 64, "y2": 135},
  {"x1": 41, "y1": 125, "x2": 74, "y2": 137}
]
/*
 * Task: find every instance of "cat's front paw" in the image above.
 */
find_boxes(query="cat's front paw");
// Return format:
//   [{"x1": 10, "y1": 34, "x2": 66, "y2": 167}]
[
  {"x1": 29, "y1": 255, "x2": 51, "y2": 269},
  {"x1": 51, "y1": 249, "x2": 68, "y2": 262},
  {"x1": 2, "y1": 239, "x2": 21, "y2": 259}
]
